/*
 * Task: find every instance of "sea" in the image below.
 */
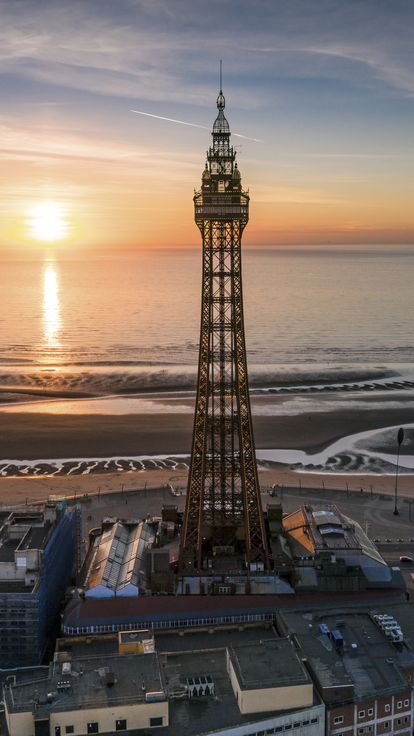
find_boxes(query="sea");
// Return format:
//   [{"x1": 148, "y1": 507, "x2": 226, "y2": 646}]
[
  {"x1": 1, "y1": 244, "x2": 414, "y2": 475},
  {"x1": 1, "y1": 244, "x2": 414, "y2": 396}
]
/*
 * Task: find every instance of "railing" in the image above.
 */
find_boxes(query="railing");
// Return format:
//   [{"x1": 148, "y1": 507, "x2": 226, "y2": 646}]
[
  {"x1": 194, "y1": 205, "x2": 248, "y2": 219},
  {"x1": 63, "y1": 612, "x2": 275, "y2": 636}
]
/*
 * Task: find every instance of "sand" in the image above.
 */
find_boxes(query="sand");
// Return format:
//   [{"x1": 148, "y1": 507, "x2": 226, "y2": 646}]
[
  {"x1": 0, "y1": 393, "x2": 413, "y2": 505},
  {"x1": 0, "y1": 403, "x2": 413, "y2": 460}
]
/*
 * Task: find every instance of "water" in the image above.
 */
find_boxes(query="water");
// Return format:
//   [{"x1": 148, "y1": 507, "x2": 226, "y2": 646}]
[{"x1": 1, "y1": 244, "x2": 414, "y2": 394}]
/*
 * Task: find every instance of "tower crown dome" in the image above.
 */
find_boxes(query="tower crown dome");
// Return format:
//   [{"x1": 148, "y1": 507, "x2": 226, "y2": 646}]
[
  {"x1": 213, "y1": 108, "x2": 230, "y2": 134},
  {"x1": 216, "y1": 89, "x2": 225, "y2": 109}
]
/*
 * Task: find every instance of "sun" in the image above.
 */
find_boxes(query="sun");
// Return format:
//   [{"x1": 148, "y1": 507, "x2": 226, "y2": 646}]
[{"x1": 27, "y1": 201, "x2": 69, "y2": 242}]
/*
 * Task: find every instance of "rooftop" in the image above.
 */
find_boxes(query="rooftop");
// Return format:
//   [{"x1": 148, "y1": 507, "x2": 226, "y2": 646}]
[
  {"x1": 282, "y1": 505, "x2": 389, "y2": 585},
  {"x1": 281, "y1": 607, "x2": 414, "y2": 700},
  {"x1": 283, "y1": 505, "x2": 384, "y2": 561},
  {"x1": 4, "y1": 651, "x2": 165, "y2": 715},
  {"x1": 83, "y1": 520, "x2": 154, "y2": 595},
  {"x1": 0, "y1": 510, "x2": 53, "y2": 564},
  {"x1": 228, "y1": 638, "x2": 311, "y2": 690},
  {"x1": 5, "y1": 626, "x2": 324, "y2": 736}
]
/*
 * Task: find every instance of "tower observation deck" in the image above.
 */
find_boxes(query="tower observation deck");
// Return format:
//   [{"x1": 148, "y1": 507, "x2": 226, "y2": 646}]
[{"x1": 179, "y1": 87, "x2": 269, "y2": 575}]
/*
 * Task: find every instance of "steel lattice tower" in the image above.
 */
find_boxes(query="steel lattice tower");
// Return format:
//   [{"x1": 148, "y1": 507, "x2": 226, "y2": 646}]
[{"x1": 179, "y1": 86, "x2": 269, "y2": 574}]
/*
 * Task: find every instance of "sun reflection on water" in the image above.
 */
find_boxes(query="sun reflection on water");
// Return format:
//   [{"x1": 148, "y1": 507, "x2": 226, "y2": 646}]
[{"x1": 43, "y1": 262, "x2": 61, "y2": 349}]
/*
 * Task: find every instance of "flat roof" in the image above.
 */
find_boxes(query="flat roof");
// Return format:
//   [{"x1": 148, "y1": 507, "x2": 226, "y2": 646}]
[
  {"x1": 0, "y1": 537, "x2": 19, "y2": 562},
  {"x1": 228, "y1": 638, "x2": 311, "y2": 690},
  {"x1": 155, "y1": 625, "x2": 278, "y2": 653},
  {"x1": 160, "y1": 629, "x2": 321, "y2": 736},
  {"x1": 281, "y1": 608, "x2": 414, "y2": 699},
  {"x1": 7, "y1": 627, "x2": 325, "y2": 736},
  {"x1": 0, "y1": 514, "x2": 52, "y2": 563},
  {"x1": 18, "y1": 524, "x2": 52, "y2": 552},
  {"x1": 5, "y1": 651, "x2": 165, "y2": 714}
]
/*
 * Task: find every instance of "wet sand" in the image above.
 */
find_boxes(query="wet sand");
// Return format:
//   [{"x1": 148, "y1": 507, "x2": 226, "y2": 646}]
[
  {"x1": 0, "y1": 403, "x2": 414, "y2": 460},
  {"x1": 0, "y1": 394, "x2": 413, "y2": 505}
]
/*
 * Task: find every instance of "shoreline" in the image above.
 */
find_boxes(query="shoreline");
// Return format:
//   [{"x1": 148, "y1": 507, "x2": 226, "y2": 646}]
[{"x1": 1, "y1": 362, "x2": 414, "y2": 405}]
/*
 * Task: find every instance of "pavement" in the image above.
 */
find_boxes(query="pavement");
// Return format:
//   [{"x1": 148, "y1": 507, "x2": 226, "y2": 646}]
[{"x1": 75, "y1": 482, "x2": 414, "y2": 565}]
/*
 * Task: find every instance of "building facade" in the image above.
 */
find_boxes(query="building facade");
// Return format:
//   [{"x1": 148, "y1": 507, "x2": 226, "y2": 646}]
[{"x1": 0, "y1": 501, "x2": 78, "y2": 667}]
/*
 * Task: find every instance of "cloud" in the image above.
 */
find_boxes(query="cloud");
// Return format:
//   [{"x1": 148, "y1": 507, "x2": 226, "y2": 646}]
[{"x1": 1, "y1": 0, "x2": 413, "y2": 106}]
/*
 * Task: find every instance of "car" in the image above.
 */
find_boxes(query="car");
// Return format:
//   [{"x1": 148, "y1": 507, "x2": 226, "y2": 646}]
[
  {"x1": 385, "y1": 538, "x2": 393, "y2": 543},
  {"x1": 397, "y1": 538, "x2": 404, "y2": 543},
  {"x1": 399, "y1": 555, "x2": 414, "y2": 564}
]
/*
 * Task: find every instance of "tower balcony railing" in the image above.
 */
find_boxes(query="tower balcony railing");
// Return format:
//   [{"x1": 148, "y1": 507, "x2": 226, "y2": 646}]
[
  {"x1": 194, "y1": 191, "x2": 248, "y2": 221},
  {"x1": 195, "y1": 206, "x2": 248, "y2": 221},
  {"x1": 194, "y1": 192, "x2": 249, "y2": 205}
]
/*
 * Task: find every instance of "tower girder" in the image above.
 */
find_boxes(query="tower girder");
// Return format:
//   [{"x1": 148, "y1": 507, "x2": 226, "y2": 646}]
[{"x1": 179, "y1": 86, "x2": 269, "y2": 574}]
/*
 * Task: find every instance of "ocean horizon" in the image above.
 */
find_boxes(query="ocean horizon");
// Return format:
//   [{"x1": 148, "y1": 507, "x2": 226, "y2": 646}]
[{"x1": 1, "y1": 244, "x2": 414, "y2": 398}]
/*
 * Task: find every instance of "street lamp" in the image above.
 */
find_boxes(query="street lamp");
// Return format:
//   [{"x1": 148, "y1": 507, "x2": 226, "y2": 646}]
[{"x1": 393, "y1": 427, "x2": 405, "y2": 516}]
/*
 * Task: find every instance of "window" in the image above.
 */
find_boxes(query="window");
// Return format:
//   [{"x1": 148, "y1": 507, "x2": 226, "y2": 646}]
[
  {"x1": 358, "y1": 711, "x2": 365, "y2": 719},
  {"x1": 334, "y1": 716, "x2": 344, "y2": 725},
  {"x1": 285, "y1": 726, "x2": 292, "y2": 731},
  {"x1": 116, "y1": 721, "x2": 127, "y2": 732},
  {"x1": 385, "y1": 704, "x2": 390, "y2": 713},
  {"x1": 384, "y1": 723, "x2": 389, "y2": 730},
  {"x1": 397, "y1": 700, "x2": 402, "y2": 709},
  {"x1": 367, "y1": 709, "x2": 373, "y2": 716},
  {"x1": 87, "y1": 724, "x2": 98, "y2": 735},
  {"x1": 293, "y1": 724, "x2": 300, "y2": 729},
  {"x1": 65, "y1": 728, "x2": 74, "y2": 735},
  {"x1": 302, "y1": 721, "x2": 309, "y2": 726},
  {"x1": 149, "y1": 717, "x2": 163, "y2": 728},
  {"x1": 310, "y1": 719, "x2": 318, "y2": 725},
  {"x1": 397, "y1": 719, "x2": 402, "y2": 726},
  {"x1": 404, "y1": 699, "x2": 409, "y2": 707},
  {"x1": 275, "y1": 729, "x2": 283, "y2": 733}
]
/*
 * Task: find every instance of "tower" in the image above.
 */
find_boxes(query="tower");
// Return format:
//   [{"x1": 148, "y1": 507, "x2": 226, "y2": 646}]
[{"x1": 179, "y1": 85, "x2": 269, "y2": 575}]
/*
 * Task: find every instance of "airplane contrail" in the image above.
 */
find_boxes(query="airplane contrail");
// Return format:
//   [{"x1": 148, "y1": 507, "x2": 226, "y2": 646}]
[{"x1": 130, "y1": 109, "x2": 263, "y2": 143}]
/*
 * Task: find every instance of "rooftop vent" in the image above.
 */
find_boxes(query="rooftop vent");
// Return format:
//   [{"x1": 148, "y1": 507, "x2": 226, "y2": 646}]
[{"x1": 186, "y1": 675, "x2": 215, "y2": 697}]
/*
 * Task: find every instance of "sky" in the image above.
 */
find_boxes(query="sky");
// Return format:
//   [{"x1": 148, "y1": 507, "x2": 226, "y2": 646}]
[{"x1": 1, "y1": 0, "x2": 414, "y2": 249}]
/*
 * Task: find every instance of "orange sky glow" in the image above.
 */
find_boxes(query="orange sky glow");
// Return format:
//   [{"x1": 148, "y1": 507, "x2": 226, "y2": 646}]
[{"x1": 1, "y1": 1, "x2": 414, "y2": 250}]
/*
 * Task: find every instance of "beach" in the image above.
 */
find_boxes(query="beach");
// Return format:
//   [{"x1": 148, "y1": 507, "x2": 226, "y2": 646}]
[{"x1": 0, "y1": 389, "x2": 413, "y2": 505}]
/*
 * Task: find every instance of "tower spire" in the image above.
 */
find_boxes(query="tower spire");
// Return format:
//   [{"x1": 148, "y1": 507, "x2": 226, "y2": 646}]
[{"x1": 217, "y1": 60, "x2": 225, "y2": 110}]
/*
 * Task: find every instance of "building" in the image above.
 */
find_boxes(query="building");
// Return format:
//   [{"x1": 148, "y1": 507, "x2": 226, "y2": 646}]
[
  {"x1": 279, "y1": 606, "x2": 414, "y2": 735},
  {"x1": 0, "y1": 501, "x2": 78, "y2": 667},
  {"x1": 82, "y1": 519, "x2": 154, "y2": 599},
  {"x1": 3, "y1": 626, "x2": 325, "y2": 736},
  {"x1": 3, "y1": 636, "x2": 168, "y2": 736},
  {"x1": 226, "y1": 638, "x2": 313, "y2": 715},
  {"x1": 282, "y1": 505, "x2": 394, "y2": 591}
]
